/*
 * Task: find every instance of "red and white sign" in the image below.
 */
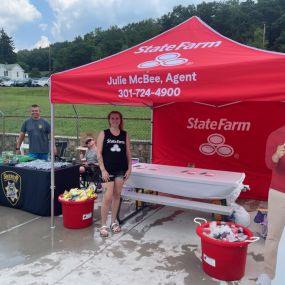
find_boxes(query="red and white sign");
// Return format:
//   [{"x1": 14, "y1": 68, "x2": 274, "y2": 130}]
[{"x1": 152, "y1": 102, "x2": 285, "y2": 201}]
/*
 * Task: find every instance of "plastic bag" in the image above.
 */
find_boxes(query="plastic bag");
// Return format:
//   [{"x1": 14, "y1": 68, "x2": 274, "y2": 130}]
[
  {"x1": 254, "y1": 210, "x2": 268, "y2": 239},
  {"x1": 231, "y1": 202, "x2": 250, "y2": 227},
  {"x1": 254, "y1": 210, "x2": 266, "y2": 223}
]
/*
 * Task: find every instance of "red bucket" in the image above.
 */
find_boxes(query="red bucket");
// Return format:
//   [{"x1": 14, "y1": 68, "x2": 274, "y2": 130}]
[
  {"x1": 58, "y1": 195, "x2": 95, "y2": 229},
  {"x1": 195, "y1": 218, "x2": 259, "y2": 281}
]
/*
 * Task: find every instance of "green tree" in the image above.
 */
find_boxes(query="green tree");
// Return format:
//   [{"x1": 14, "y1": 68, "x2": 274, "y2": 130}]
[
  {"x1": 95, "y1": 26, "x2": 125, "y2": 57},
  {"x1": 158, "y1": 5, "x2": 196, "y2": 31},
  {"x1": 0, "y1": 28, "x2": 16, "y2": 63},
  {"x1": 17, "y1": 47, "x2": 49, "y2": 72},
  {"x1": 274, "y1": 31, "x2": 285, "y2": 52},
  {"x1": 47, "y1": 41, "x2": 69, "y2": 72},
  {"x1": 247, "y1": 26, "x2": 268, "y2": 49},
  {"x1": 122, "y1": 19, "x2": 162, "y2": 48},
  {"x1": 14, "y1": 0, "x2": 285, "y2": 73},
  {"x1": 16, "y1": 49, "x2": 30, "y2": 70},
  {"x1": 17, "y1": 61, "x2": 30, "y2": 73},
  {"x1": 29, "y1": 67, "x2": 41, "y2": 78}
]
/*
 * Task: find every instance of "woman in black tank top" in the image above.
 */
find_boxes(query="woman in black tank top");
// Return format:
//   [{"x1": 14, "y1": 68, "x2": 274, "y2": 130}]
[{"x1": 96, "y1": 111, "x2": 132, "y2": 237}]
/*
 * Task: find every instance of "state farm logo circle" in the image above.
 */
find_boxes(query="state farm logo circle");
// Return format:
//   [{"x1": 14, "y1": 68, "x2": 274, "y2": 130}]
[
  {"x1": 137, "y1": 52, "x2": 188, "y2": 68},
  {"x1": 199, "y1": 133, "x2": 234, "y2": 157}
]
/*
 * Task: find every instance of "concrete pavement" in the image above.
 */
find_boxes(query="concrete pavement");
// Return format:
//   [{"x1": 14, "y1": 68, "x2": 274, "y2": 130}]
[{"x1": 0, "y1": 196, "x2": 266, "y2": 285}]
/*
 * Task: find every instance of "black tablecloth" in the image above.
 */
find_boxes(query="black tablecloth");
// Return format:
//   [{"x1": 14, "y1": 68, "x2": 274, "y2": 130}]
[{"x1": 0, "y1": 164, "x2": 80, "y2": 216}]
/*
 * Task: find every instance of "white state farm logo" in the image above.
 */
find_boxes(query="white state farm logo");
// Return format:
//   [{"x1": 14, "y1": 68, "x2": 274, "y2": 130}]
[
  {"x1": 199, "y1": 133, "x2": 234, "y2": 157},
  {"x1": 137, "y1": 53, "x2": 188, "y2": 68},
  {"x1": 111, "y1": 144, "x2": 121, "y2": 152}
]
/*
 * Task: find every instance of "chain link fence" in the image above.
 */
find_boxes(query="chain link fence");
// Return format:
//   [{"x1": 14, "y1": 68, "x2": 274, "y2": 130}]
[{"x1": 0, "y1": 115, "x2": 151, "y2": 141}]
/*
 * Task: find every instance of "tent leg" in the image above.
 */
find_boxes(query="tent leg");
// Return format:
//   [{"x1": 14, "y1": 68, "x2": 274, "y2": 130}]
[
  {"x1": 50, "y1": 102, "x2": 55, "y2": 229},
  {"x1": 150, "y1": 107, "x2": 153, "y2": 163}
]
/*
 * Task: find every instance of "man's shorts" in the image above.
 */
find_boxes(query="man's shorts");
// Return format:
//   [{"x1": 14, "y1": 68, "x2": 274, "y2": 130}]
[{"x1": 28, "y1": 153, "x2": 48, "y2": 161}]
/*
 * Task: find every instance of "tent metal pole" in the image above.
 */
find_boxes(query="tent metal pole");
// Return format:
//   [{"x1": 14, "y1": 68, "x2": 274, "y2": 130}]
[
  {"x1": 50, "y1": 103, "x2": 55, "y2": 229},
  {"x1": 72, "y1": 105, "x2": 80, "y2": 160},
  {"x1": 150, "y1": 107, "x2": 153, "y2": 163}
]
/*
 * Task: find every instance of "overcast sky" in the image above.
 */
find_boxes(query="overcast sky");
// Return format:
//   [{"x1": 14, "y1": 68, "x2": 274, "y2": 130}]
[{"x1": 0, "y1": 0, "x2": 218, "y2": 51}]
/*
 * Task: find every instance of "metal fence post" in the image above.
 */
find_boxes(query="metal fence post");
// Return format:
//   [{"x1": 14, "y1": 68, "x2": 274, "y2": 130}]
[
  {"x1": 72, "y1": 105, "x2": 80, "y2": 160},
  {"x1": 0, "y1": 111, "x2": 5, "y2": 152}
]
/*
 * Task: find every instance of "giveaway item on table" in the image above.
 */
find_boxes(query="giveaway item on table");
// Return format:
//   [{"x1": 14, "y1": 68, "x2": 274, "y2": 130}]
[
  {"x1": 0, "y1": 152, "x2": 33, "y2": 165},
  {"x1": 15, "y1": 154, "x2": 35, "y2": 163},
  {"x1": 61, "y1": 187, "x2": 97, "y2": 202},
  {"x1": 15, "y1": 159, "x2": 72, "y2": 170},
  {"x1": 1, "y1": 151, "x2": 14, "y2": 164}
]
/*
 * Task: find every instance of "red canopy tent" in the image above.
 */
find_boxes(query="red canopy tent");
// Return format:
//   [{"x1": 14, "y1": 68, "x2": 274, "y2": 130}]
[
  {"x1": 49, "y1": 16, "x2": 285, "y2": 224},
  {"x1": 51, "y1": 16, "x2": 285, "y2": 104}
]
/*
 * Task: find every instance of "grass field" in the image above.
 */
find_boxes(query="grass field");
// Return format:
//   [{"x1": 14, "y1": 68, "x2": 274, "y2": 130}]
[{"x1": 0, "y1": 87, "x2": 151, "y2": 139}]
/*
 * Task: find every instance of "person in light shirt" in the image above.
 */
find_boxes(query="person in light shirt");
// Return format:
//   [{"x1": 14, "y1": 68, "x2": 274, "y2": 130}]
[
  {"x1": 79, "y1": 136, "x2": 99, "y2": 190},
  {"x1": 257, "y1": 126, "x2": 285, "y2": 285}
]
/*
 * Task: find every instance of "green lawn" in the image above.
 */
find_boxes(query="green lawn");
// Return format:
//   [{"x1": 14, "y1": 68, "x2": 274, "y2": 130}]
[{"x1": 0, "y1": 87, "x2": 151, "y2": 139}]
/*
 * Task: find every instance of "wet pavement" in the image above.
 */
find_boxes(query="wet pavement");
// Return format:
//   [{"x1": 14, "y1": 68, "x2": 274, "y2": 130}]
[{"x1": 0, "y1": 196, "x2": 267, "y2": 285}]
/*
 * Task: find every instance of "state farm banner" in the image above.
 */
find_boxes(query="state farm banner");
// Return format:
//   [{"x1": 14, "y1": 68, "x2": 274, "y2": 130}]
[{"x1": 152, "y1": 102, "x2": 285, "y2": 201}]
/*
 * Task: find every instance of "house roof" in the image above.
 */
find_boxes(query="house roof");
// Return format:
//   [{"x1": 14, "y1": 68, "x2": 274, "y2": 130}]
[{"x1": 0, "y1": 63, "x2": 23, "y2": 71}]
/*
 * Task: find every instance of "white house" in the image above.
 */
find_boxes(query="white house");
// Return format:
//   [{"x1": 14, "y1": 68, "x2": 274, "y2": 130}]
[{"x1": 0, "y1": 63, "x2": 28, "y2": 79}]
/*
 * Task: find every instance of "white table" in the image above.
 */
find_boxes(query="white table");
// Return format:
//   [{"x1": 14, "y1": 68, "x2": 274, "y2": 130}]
[
  {"x1": 121, "y1": 163, "x2": 246, "y2": 219},
  {"x1": 125, "y1": 163, "x2": 245, "y2": 200}
]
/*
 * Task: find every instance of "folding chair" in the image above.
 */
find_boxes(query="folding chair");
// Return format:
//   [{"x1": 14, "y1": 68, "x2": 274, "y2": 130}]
[
  {"x1": 78, "y1": 132, "x2": 101, "y2": 192},
  {"x1": 55, "y1": 141, "x2": 68, "y2": 158},
  {"x1": 80, "y1": 163, "x2": 102, "y2": 193}
]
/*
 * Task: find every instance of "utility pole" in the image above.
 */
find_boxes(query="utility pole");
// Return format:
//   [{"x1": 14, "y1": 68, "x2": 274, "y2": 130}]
[
  {"x1": 263, "y1": 23, "x2": 266, "y2": 48},
  {"x1": 49, "y1": 44, "x2": 51, "y2": 76}
]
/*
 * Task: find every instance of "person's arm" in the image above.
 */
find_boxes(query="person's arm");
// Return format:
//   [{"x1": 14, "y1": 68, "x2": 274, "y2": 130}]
[
  {"x1": 89, "y1": 146, "x2": 98, "y2": 166},
  {"x1": 16, "y1": 132, "x2": 25, "y2": 154},
  {"x1": 124, "y1": 133, "x2": 132, "y2": 180},
  {"x1": 272, "y1": 144, "x2": 285, "y2": 164},
  {"x1": 79, "y1": 151, "x2": 86, "y2": 162},
  {"x1": 96, "y1": 131, "x2": 109, "y2": 181},
  {"x1": 93, "y1": 146, "x2": 99, "y2": 165},
  {"x1": 265, "y1": 132, "x2": 284, "y2": 169}
]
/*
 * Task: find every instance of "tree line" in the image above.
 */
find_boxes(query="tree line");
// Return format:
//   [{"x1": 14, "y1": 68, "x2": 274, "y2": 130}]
[{"x1": 1, "y1": 0, "x2": 285, "y2": 77}]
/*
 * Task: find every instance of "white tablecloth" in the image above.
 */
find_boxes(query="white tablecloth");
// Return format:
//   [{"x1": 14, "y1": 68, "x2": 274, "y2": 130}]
[{"x1": 125, "y1": 163, "x2": 245, "y2": 200}]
